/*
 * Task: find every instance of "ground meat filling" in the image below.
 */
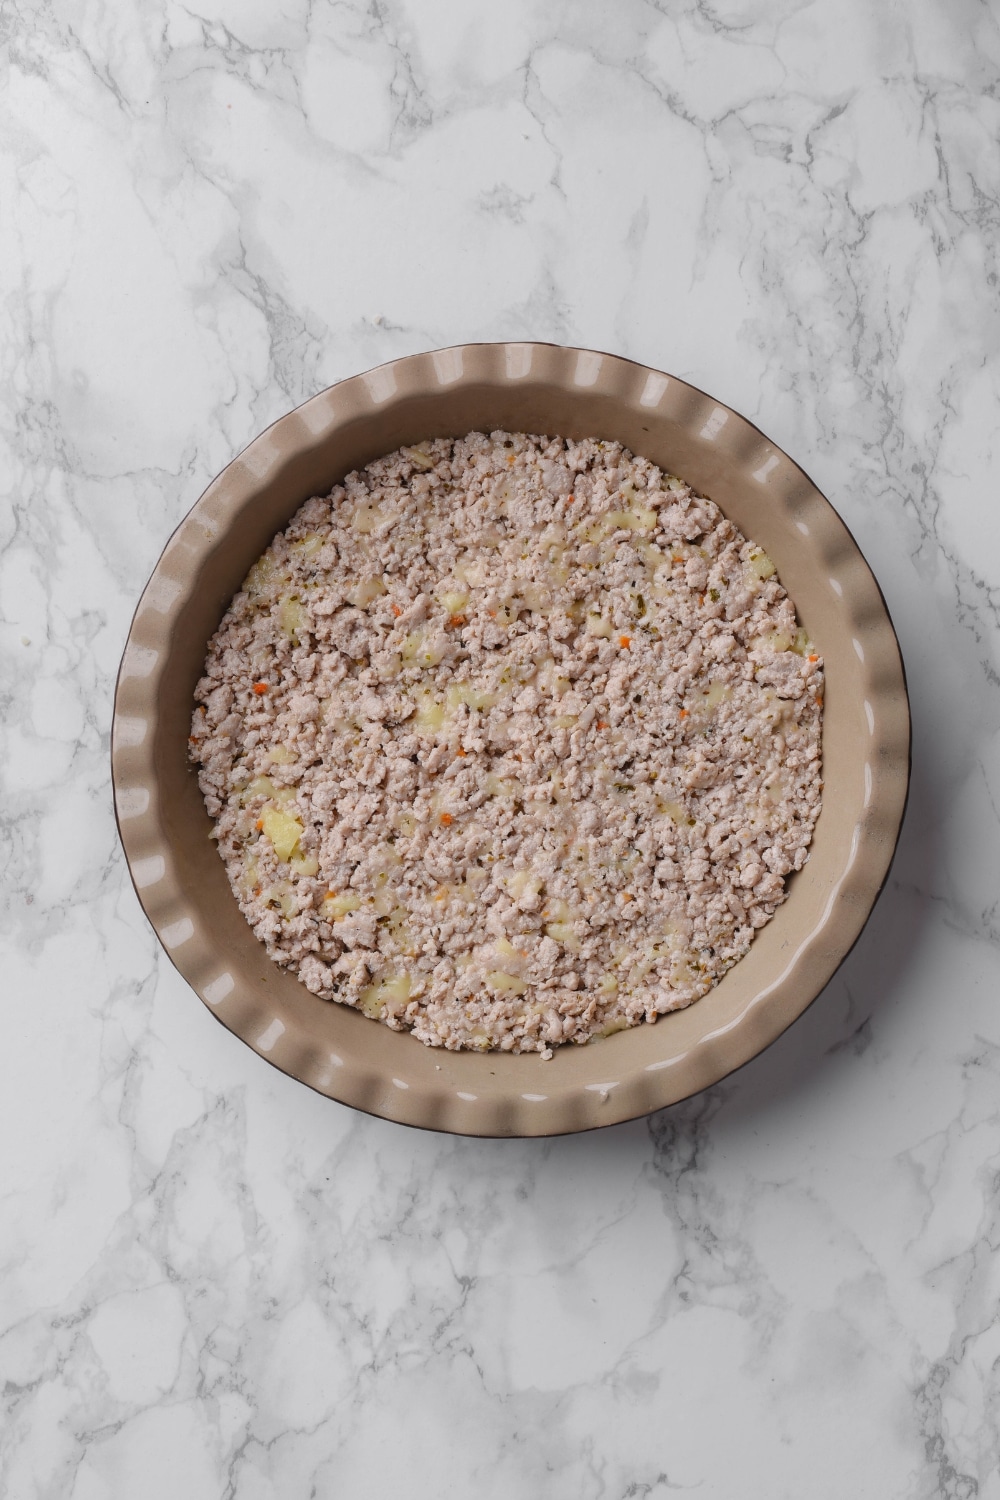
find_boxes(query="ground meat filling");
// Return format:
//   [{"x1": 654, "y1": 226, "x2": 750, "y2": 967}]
[{"x1": 190, "y1": 431, "x2": 824, "y2": 1057}]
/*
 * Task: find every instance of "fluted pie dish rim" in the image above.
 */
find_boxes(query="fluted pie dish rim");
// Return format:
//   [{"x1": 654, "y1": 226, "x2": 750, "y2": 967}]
[{"x1": 112, "y1": 342, "x2": 910, "y2": 1136}]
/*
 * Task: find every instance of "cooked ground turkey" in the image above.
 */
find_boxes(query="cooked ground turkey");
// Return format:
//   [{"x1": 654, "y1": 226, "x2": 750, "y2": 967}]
[{"x1": 190, "y1": 431, "x2": 823, "y2": 1057}]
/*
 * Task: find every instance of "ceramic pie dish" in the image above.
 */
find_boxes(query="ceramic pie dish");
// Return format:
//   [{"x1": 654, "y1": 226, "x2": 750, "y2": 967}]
[{"x1": 112, "y1": 343, "x2": 910, "y2": 1136}]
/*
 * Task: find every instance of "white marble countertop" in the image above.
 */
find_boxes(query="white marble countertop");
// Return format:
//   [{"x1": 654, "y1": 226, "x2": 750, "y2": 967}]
[{"x1": 3, "y1": 2, "x2": 999, "y2": 1495}]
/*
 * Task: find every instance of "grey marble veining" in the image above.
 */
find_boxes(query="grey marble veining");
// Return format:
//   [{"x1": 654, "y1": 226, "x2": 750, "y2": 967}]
[{"x1": 2, "y1": 1, "x2": 999, "y2": 1495}]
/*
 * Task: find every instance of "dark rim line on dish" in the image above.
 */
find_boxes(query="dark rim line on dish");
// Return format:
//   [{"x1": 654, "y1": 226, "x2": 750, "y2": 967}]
[{"x1": 111, "y1": 343, "x2": 910, "y2": 1136}]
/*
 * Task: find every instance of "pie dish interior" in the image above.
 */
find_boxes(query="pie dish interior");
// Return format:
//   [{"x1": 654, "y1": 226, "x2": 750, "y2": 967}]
[{"x1": 112, "y1": 344, "x2": 910, "y2": 1136}]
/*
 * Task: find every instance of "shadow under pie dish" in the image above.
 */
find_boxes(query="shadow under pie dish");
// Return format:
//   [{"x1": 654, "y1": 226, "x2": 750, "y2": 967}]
[{"x1": 112, "y1": 343, "x2": 910, "y2": 1137}]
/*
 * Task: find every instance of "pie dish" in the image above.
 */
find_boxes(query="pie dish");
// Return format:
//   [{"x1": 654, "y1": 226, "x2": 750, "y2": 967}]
[{"x1": 112, "y1": 343, "x2": 910, "y2": 1135}]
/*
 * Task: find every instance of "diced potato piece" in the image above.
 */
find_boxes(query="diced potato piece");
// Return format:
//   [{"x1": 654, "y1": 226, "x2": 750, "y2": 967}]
[
  {"x1": 696, "y1": 680, "x2": 731, "y2": 710},
  {"x1": 584, "y1": 508, "x2": 657, "y2": 541},
  {"x1": 260, "y1": 804, "x2": 304, "y2": 861},
  {"x1": 243, "y1": 775, "x2": 276, "y2": 802},
  {"x1": 266, "y1": 745, "x2": 296, "y2": 765},
  {"x1": 329, "y1": 716, "x2": 357, "y2": 736},
  {"x1": 401, "y1": 629, "x2": 446, "y2": 667},
  {"x1": 749, "y1": 551, "x2": 776, "y2": 580},
  {"x1": 347, "y1": 577, "x2": 386, "y2": 608},
  {"x1": 598, "y1": 975, "x2": 618, "y2": 996},
  {"x1": 239, "y1": 852, "x2": 259, "y2": 896},
  {"x1": 322, "y1": 892, "x2": 361, "y2": 918},
  {"x1": 484, "y1": 774, "x2": 521, "y2": 798},
  {"x1": 653, "y1": 930, "x2": 681, "y2": 958},
  {"x1": 454, "y1": 557, "x2": 487, "y2": 587},
  {"x1": 386, "y1": 907, "x2": 414, "y2": 950},
  {"x1": 436, "y1": 589, "x2": 469, "y2": 615},
  {"x1": 515, "y1": 582, "x2": 548, "y2": 612},
  {"x1": 394, "y1": 810, "x2": 417, "y2": 836},
  {"x1": 402, "y1": 446, "x2": 435, "y2": 470},
  {"x1": 544, "y1": 921, "x2": 580, "y2": 952},
  {"x1": 352, "y1": 503, "x2": 389, "y2": 533},
  {"x1": 506, "y1": 870, "x2": 541, "y2": 901},
  {"x1": 280, "y1": 596, "x2": 307, "y2": 639},
  {"x1": 358, "y1": 984, "x2": 385, "y2": 1018},
  {"x1": 671, "y1": 955, "x2": 701, "y2": 987},
  {"x1": 247, "y1": 776, "x2": 296, "y2": 808},
  {"x1": 658, "y1": 798, "x2": 684, "y2": 822},
  {"x1": 586, "y1": 614, "x2": 613, "y2": 638},
  {"x1": 414, "y1": 698, "x2": 447, "y2": 733},
  {"x1": 401, "y1": 629, "x2": 424, "y2": 662},
  {"x1": 446, "y1": 682, "x2": 496, "y2": 711},
  {"x1": 267, "y1": 883, "x2": 298, "y2": 917},
  {"x1": 495, "y1": 937, "x2": 519, "y2": 959},
  {"x1": 289, "y1": 852, "x2": 319, "y2": 877},
  {"x1": 359, "y1": 973, "x2": 413, "y2": 1018},
  {"x1": 289, "y1": 532, "x2": 323, "y2": 559},
  {"x1": 485, "y1": 971, "x2": 528, "y2": 995},
  {"x1": 600, "y1": 1015, "x2": 629, "y2": 1036},
  {"x1": 243, "y1": 553, "x2": 285, "y2": 599},
  {"x1": 553, "y1": 714, "x2": 577, "y2": 729}
]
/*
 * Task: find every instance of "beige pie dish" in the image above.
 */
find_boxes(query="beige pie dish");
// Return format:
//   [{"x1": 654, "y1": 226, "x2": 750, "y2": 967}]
[{"x1": 112, "y1": 343, "x2": 909, "y2": 1136}]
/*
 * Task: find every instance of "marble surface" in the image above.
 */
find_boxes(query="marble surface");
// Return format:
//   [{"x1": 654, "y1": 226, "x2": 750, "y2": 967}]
[{"x1": 2, "y1": 0, "x2": 999, "y2": 1494}]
